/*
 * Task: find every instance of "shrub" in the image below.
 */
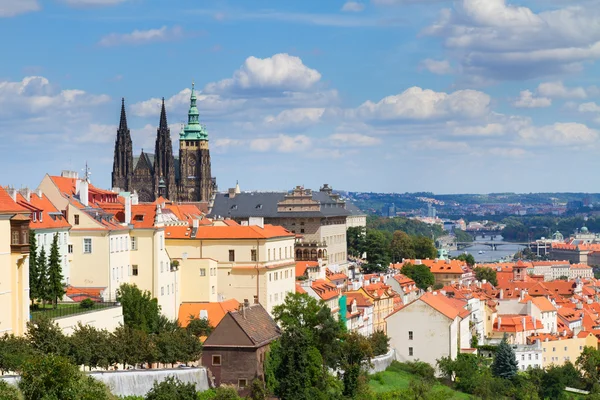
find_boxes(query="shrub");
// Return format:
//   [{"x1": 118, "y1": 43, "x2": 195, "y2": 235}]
[
  {"x1": 0, "y1": 380, "x2": 22, "y2": 400},
  {"x1": 212, "y1": 385, "x2": 241, "y2": 400},
  {"x1": 80, "y1": 298, "x2": 95, "y2": 309},
  {"x1": 196, "y1": 389, "x2": 217, "y2": 400},
  {"x1": 145, "y1": 376, "x2": 197, "y2": 400}
]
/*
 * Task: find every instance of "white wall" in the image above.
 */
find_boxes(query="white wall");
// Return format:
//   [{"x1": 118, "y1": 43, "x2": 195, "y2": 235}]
[
  {"x1": 36, "y1": 229, "x2": 70, "y2": 285},
  {"x1": 54, "y1": 305, "x2": 124, "y2": 335}
]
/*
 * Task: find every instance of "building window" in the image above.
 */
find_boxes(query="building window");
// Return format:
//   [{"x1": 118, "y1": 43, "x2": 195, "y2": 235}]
[
  {"x1": 132, "y1": 265, "x2": 138, "y2": 276},
  {"x1": 74, "y1": 215, "x2": 79, "y2": 225},
  {"x1": 251, "y1": 249, "x2": 257, "y2": 262},
  {"x1": 238, "y1": 379, "x2": 248, "y2": 388},
  {"x1": 161, "y1": 287, "x2": 164, "y2": 296},
  {"x1": 160, "y1": 261, "x2": 164, "y2": 273},
  {"x1": 68, "y1": 244, "x2": 73, "y2": 254},
  {"x1": 408, "y1": 331, "x2": 413, "y2": 340},
  {"x1": 521, "y1": 355, "x2": 524, "y2": 361},
  {"x1": 212, "y1": 286, "x2": 215, "y2": 294},
  {"x1": 279, "y1": 248, "x2": 282, "y2": 259},
  {"x1": 229, "y1": 250, "x2": 235, "y2": 262},
  {"x1": 131, "y1": 237, "x2": 137, "y2": 251},
  {"x1": 301, "y1": 229, "x2": 305, "y2": 234},
  {"x1": 268, "y1": 249, "x2": 271, "y2": 261},
  {"x1": 11, "y1": 231, "x2": 19, "y2": 245},
  {"x1": 408, "y1": 347, "x2": 413, "y2": 356},
  {"x1": 528, "y1": 354, "x2": 531, "y2": 360},
  {"x1": 212, "y1": 355, "x2": 221, "y2": 366},
  {"x1": 200, "y1": 268, "x2": 206, "y2": 277},
  {"x1": 83, "y1": 238, "x2": 92, "y2": 254}
]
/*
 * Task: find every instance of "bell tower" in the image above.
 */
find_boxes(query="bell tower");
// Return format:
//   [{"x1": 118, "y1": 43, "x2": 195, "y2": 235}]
[{"x1": 178, "y1": 83, "x2": 213, "y2": 201}]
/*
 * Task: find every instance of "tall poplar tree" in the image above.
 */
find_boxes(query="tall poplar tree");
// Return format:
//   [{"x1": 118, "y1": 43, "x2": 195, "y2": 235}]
[
  {"x1": 28, "y1": 230, "x2": 39, "y2": 304},
  {"x1": 37, "y1": 248, "x2": 49, "y2": 308},
  {"x1": 48, "y1": 233, "x2": 65, "y2": 308}
]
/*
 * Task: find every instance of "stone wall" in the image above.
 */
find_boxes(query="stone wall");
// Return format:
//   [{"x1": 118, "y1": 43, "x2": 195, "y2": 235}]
[
  {"x1": 54, "y1": 305, "x2": 124, "y2": 335},
  {"x1": 1, "y1": 367, "x2": 210, "y2": 398},
  {"x1": 368, "y1": 349, "x2": 396, "y2": 374}
]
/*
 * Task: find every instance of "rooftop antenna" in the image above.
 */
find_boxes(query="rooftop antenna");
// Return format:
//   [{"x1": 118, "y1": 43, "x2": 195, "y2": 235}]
[{"x1": 82, "y1": 162, "x2": 92, "y2": 181}]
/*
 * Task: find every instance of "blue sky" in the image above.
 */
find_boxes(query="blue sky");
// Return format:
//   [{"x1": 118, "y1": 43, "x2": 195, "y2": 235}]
[{"x1": 2, "y1": 0, "x2": 600, "y2": 194}]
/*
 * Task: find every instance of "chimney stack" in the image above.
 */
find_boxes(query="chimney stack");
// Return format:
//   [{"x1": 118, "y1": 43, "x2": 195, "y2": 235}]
[
  {"x1": 124, "y1": 193, "x2": 132, "y2": 224},
  {"x1": 253, "y1": 295, "x2": 259, "y2": 304},
  {"x1": 498, "y1": 317, "x2": 502, "y2": 330},
  {"x1": 18, "y1": 188, "x2": 31, "y2": 202},
  {"x1": 522, "y1": 317, "x2": 526, "y2": 331},
  {"x1": 79, "y1": 178, "x2": 89, "y2": 207},
  {"x1": 5, "y1": 187, "x2": 16, "y2": 202},
  {"x1": 499, "y1": 289, "x2": 504, "y2": 299}
]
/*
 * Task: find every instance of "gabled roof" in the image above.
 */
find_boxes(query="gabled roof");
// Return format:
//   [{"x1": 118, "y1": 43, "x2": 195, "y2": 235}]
[
  {"x1": 395, "y1": 259, "x2": 465, "y2": 275},
  {"x1": 311, "y1": 279, "x2": 340, "y2": 301},
  {"x1": 531, "y1": 296, "x2": 556, "y2": 313},
  {"x1": 494, "y1": 314, "x2": 543, "y2": 333},
  {"x1": 344, "y1": 291, "x2": 374, "y2": 307},
  {"x1": 403, "y1": 292, "x2": 468, "y2": 320},
  {"x1": 178, "y1": 299, "x2": 240, "y2": 328},
  {"x1": 296, "y1": 261, "x2": 318, "y2": 278},
  {"x1": 204, "y1": 304, "x2": 280, "y2": 348},
  {"x1": 0, "y1": 188, "x2": 28, "y2": 214},
  {"x1": 17, "y1": 192, "x2": 71, "y2": 230},
  {"x1": 165, "y1": 223, "x2": 294, "y2": 240}
]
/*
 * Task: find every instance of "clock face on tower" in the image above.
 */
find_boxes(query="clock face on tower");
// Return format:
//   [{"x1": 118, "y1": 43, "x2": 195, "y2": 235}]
[{"x1": 189, "y1": 157, "x2": 196, "y2": 166}]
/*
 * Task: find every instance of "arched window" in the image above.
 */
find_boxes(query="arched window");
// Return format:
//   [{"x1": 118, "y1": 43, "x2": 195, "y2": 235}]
[
  {"x1": 311, "y1": 249, "x2": 317, "y2": 260},
  {"x1": 296, "y1": 249, "x2": 302, "y2": 260}
]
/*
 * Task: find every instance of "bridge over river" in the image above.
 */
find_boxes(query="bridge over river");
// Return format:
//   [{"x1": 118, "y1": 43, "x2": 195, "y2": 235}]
[{"x1": 456, "y1": 241, "x2": 531, "y2": 251}]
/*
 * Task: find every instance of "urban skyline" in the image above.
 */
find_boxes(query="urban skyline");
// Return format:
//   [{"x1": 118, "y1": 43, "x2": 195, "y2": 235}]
[{"x1": 2, "y1": 0, "x2": 600, "y2": 193}]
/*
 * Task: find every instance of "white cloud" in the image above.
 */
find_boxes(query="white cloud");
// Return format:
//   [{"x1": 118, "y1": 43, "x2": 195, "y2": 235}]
[
  {"x1": 99, "y1": 26, "x2": 184, "y2": 47},
  {"x1": 453, "y1": 123, "x2": 505, "y2": 136},
  {"x1": 487, "y1": 147, "x2": 528, "y2": 158},
  {"x1": 425, "y1": 0, "x2": 600, "y2": 80},
  {"x1": 263, "y1": 108, "x2": 325, "y2": 130},
  {"x1": 579, "y1": 102, "x2": 600, "y2": 113},
  {"x1": 518, "y1": 122, "x2": 598, "y2": 145},
  {"x1": 329, "y1": 133, "x2": 381, "y2": 146},
  {"x1": 250, "y1": 134, "x2": 312, "y2": 153},
  {"x1": 342, "y1": 1, "x2": 365, "y2": 12},
  {"x1": 410, "y1": 138, "x2": 471, "y2": 152},
  {"x1": 0, "y1": 0, "x2": 39, "y2": 16},
  {"x1": 537, "y1": 81, "x2": 588, "y2": 99},
  {"x1": 419, "y1": 59, "x2": 453, "y2": 75},
  {"x1": 354, "y1": 87, "x2": 490, "y2": 121},
  {"x1": 513, "y1": 90, "x2": 552, "y2": 108},
  {"x1": 204, "y1": 53, "x2": 322, "y2": 94}
]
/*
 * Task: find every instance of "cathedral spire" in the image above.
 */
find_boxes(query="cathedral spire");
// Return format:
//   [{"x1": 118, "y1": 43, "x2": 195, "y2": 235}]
[
  {"x1": 179, "y1": 81, "x2": 208, "y2": 141},
  {"x1": 159, "y1": 97, "x2": 168, "y2": 129},
  {"x1": 119, "y1": 98, "x2": 128, "y2": 131}
]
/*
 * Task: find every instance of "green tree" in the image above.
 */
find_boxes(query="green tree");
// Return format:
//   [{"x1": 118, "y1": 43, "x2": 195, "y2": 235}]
[
  {"x1": 186, "y1": 316, "x2": 213, "y2": 337},
  {"x1": 540, "y1": 365, "x2": 568, "y2": 400},
  {"x1": 145, "y1": 376, "x2": 197, "y2": 400},
  {"x1": 347, "y1": 226, "x2": 366, "y2": 258},
  {"x1": 0, "y1": 334, "x2": 38, "y2": 374},
  {"x1": 474, "y1": 266, "x2": 498, "y2": 286},
  {"x1": 28, "y1": 230, "x2": 39, "y2": 304},
  {"x1": 401, "y1": 263, "x2": 435, "y2": 291},
  {"x1": 491, "y1": 335, "x2": 518, "y2": 379},
  {"x1": 47, "y1": 234, "x2": 65, "y2": 309},
  {"x1": 68, "y1": 323, "x2": 114, "y2": 370},
  {"x1": 412, "y1": 236, "x2": 437, "y2": 259},
  {"x1": 36, "y1": 248, "x2": 49, "y2": 308},
  {"x1": 454, "y1": 229, "x2": 474, "y2": 243},
  {"x1": 25, "y1": 315, "x2": 70, "y2": 357},
  {"x1": 248, "y1": 379, "x2": 267, "y2": 400},
  {"x1": 389, "y1": 231, "x2": 415, "y2": 263},
  {"x1": 454, "y1": 253, "x2": 475, "y2": 267},
  {"x1": 340, "y1": 332, "x2": 373, "y2": 398},
  {"x1": 116, "y1": 284, "x2": 161, "y2": 333},
  {"x1": 213, "y1": 385, "x2": 242, "y2": 400},
  {"x1": 369, "y1": 330, "x2": 390, "y2": 356},
  {"x1": 112, "y1": 325, "x2": 155, "y2": 369},
  {"x1": 362, "y1": 229, "x2": 391, "y2": 273},
  {"x1": 577, "y1": 346, "x2": 600, "y2": 388}
]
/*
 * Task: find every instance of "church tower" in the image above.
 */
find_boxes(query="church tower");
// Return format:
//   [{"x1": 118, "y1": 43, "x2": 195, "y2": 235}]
[
  {"x1": 179, "y1": 83, "x2": 213, "y2": 202},
  {"x1": 111, "y1": 98, "x2": 133, "y2": 192},
  {"x1": 153, "y1": 98, "x2": 178, "y2": 200}
]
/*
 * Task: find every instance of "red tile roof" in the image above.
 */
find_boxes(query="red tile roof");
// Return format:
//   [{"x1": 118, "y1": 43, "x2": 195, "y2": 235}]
[
  {"x1": 17, "y1": 192, "x2": 70, "y2": 230},
  {"x1": 296, "y1": 261, "x2": 318, "y2": 278},
  {"x1": 494, "y1": 314, "x2": 543, "y2": 333},
  {"x1": 311, "y1": 279, "x2": 340, "y2": 301},
  {"x1": 178, "y1": 299, "x2": 240, "y2": 328},
  {"x1": 166, "y1": 224, "x2": 294, "y2": 240},
  {"x1": 0, "y1": 188, "x2": 28, "y2": 214}
]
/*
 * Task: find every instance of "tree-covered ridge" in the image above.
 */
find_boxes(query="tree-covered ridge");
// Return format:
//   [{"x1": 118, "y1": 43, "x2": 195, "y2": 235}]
[{"x1": 367, "y1": 216, "x2": 445, "y2": 238}]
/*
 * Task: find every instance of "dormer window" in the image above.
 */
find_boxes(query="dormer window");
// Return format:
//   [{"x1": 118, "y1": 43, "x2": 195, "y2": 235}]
[
  {"x1": 32, "y1": 213, "x2": 37, "y2": 222},
  {"x1": 39, "y1": 212, "x2": 43, "y2": 222}
]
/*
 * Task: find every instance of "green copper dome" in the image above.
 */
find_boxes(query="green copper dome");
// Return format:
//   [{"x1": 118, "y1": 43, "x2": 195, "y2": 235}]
[{"x1": 180, "y1": 82, "x2": 208, "y2": 141}]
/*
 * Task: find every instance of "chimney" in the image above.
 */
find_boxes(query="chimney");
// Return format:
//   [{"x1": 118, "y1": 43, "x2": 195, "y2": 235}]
[
  {"x1": 228, "y1": 188, "x2": 236, "y2": 199},
  {"x1": 498, "y1": 317, "x2": 502, "y2": 330},
  {"x1": 244, "y1": 298, "x2": 250, "y2": 308},
  {"x1": 124, "y1": 194, "x2": 132, "y2": 224},
  {"x1": 576, "y1": 303, "x2": 583, "y2": 310},
  {"x1": 131, "y1": 192, "x2": 139, "y2": 205},
  {"x1": 253, "y1": 295, "x2": 259, "y2": 304},
  {"x1": 18, "y1": 188, "x2": 31, "y2": 202},
  {"x1": 36, "y1": 189, "x2": 42, "y2": 198},
  {"x1": 193, "y1": 219, "x2": 199, "y2": 229},
  {"x1": 79, "y1": 179, "x2": 89, "y2": 207},
  {"x1": 249, "y1": 217, "x2": 264, "y2": 229},
  {"x1": 522, "y1": 317, "x2": 526, "y2": 331},
  {"x1": 499, "y1": 289, "x2": 504, "y2": 299},
  {"x1": 5, "y1": 187, "x2": 16, "y2": 202}
]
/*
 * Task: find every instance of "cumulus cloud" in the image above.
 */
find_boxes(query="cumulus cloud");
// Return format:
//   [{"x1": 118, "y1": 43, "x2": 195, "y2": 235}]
[
  {"x1": 518, "y1": 122, "x2": 598, "y2": 145},
  {"x1": 250, "y1": 134, "x2": 312, "y2": 153},
  {"x1": 513, "y1": 90, "x2": 552, "y2": 108},
  {"x1": 329, "y1": 133, "x2": 381, "y2": 146},
  {"x1": 342, "y1": 1, "x2": 365, "y2": 12},
  {"x1": 425, "y1": 0, "x2": 600, "y2": 80},
  {"x1": 0, "y1": 0, "x2": 39, "y2": 16},
  {"x1": 354, "y1": 87, "x2": 490, "y2": 122},
  {"x1": 537, "y1": 81, "x2": 588, "y2": 99},
  {"x1": 263, "y1": 108, "x2": 326, "y2": 130},
  {"x1": 419, "y1": 59, "x2": 453, "y2": 75},
  {"x1": 99, "y1": 26, "x2": 184, "y2": 47},
  {"x1": 453, "y1": 123, "x2": 505, "y2": 136},
  {"x1": 579, "y1": 102, "x2": 600, "y2": 113},
  {"x1": 204, "y1": 53, "x2": 322, "y2": 95}
]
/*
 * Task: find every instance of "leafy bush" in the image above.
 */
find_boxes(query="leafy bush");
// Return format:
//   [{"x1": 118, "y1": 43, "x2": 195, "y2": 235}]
[
  {"x1": 196, "y1": 389, "x2": 216, "y2": 400},
  {"x1": 0, "y1": 380, "x2": 22, "y2": 400},
  {"x1": 388, "y1": 361, "x2": 435, "y2": 383},
  {"x1": 80, "y1": 298, "x2": 95, "y2": 309},
  {"x1": 212, "y1": 385, "x2": 241, "y2": 400},
  {"x1": 145, "y1": 376, "x2": 197, "y2": 400}
]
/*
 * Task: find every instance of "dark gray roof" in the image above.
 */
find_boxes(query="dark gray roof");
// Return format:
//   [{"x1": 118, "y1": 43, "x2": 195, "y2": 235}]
[
  {"x1": 208, "y1": 190, "x2": 353, "y2": 219},
  {"x1": 345, "y1": 201, "x2": 366, "y2": 216}
]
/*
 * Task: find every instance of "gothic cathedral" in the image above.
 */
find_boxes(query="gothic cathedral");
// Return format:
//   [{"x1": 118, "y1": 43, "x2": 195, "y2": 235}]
[{"x1": 111, "y1": 84, "x2": 215, "y2": 203}]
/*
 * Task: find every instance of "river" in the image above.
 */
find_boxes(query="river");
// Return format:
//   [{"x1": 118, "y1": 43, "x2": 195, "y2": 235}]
[{"x1": 449, "y1": 234, "x2": 526, "y2": 263}]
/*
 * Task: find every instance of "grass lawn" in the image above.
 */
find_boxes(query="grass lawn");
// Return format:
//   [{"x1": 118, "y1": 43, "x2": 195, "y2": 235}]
[
  {"x1": 30, "y1": 302, "x2": 114, "y2": 320},
  {"x1": 369, "y1": 369, "x2": 471, "y2": 399}
]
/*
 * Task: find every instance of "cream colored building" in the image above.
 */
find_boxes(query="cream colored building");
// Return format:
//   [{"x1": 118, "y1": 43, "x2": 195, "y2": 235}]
[
  {"x1": 531, "y1": 332, "x2": 598, "y2": 367},
  {"x1": 0, "y1": 187, "x2": 30, "y2": 336},
  {"x1": 166, "y1": 222, "x2": 296, "y2": 315},
  {"x1": 386, "y1": 292, "x2": 471, "y2": 372}
]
